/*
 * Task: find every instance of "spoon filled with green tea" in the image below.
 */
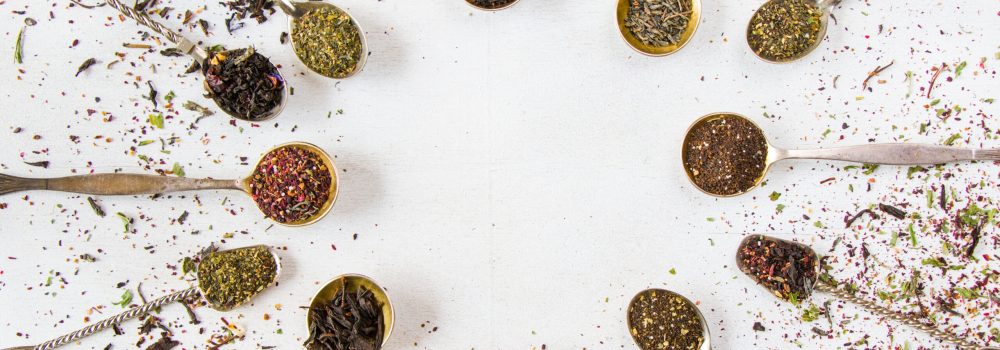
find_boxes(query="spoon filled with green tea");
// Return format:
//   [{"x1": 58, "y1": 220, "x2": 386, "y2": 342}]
[
  {"x1": 305, "y1": 274, "x2": 395, "y2": 350},
  {"x1": 737, "y1": 235, "x2": 1000, "y2": 350},
  {"x1": 104, "y1": 0, "x2": 288, "y2": 121},
  {"x1": 1, "y1": 245, "x2": 280, "y2": 350},
  {"x1": 275, "y1": 0, "x2": 367, "y2": 79},
  {"x1": 627, "y1": 288, "x2": 711, "y2": 350},
  {"x1": 0, "y1": 142, "x2": 338, "y2": 227},
  {"x1": 746, "y1": 0, "x2": 841, "y2": 63},
  {"x1": 681, "y1": 112, "x2": 1000, "y2": 197},
  {"x1": 466, "y1": 0, "x2": 520, "y2": 11}
]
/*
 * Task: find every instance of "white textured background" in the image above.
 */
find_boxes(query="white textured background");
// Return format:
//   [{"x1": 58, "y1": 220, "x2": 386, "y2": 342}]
[{"x1": 1, "y1": 0, "x2": 998, "y2": 349}]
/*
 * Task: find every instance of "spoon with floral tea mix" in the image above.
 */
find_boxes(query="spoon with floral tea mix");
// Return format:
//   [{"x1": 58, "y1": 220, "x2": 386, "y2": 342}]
[
  {"x1": 276, "y1": 0, "x2": 368, "y2": 79},
  {"x1": 736, "y1": 235, "x2": 999, "y2": 350},
  {"x1": 1, "y1": 245, "x2": 280, "y2": 350},
  {"x1": 0, "y1": 142, "x2": 339, "y2": 227},
  {"x1": 746, "y1": 0, "x2": 842, "y2": 63},
  {"x1": 681, "y1": 112, "x2": 1000, "y2": 197},
  {"x1": 104, "y1": 0, "x2": 288, "y2": 121},
  {"x1": 627, "y1": 288, "x2": 711, "y2": 350}
]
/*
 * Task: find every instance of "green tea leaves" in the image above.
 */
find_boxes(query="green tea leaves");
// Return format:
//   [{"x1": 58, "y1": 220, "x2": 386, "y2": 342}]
[
  {"x1": 112, "y1": 289, "x2": 133, "y2": 308},
  {"x1": 148, "y1": 113, "x2": 165, "y2": 129}
]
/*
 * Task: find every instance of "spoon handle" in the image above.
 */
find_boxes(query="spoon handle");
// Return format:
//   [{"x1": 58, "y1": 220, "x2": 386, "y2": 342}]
[
  {"x1": 104, "y1": 0, "x2": 208, "y2": 61},
  {"x1": 782, "y1": 143, "x2": 997, "y2": 165},
  {"x1": 275, "y1": 0, "x2": 305, "y2": 17},
  {"x1": 0, "y1": 173, "x2": 242, "y2": 196},
  {"x1": 815, "y1": 282, "x2": 995, "y2": 350},
  {"x1": 0, "y1": 288, "x2": 199, "y2": 350}
]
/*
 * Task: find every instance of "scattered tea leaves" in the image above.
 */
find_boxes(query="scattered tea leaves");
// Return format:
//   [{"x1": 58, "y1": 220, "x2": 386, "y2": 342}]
[{"x1": 76, "y1": 58, "x2": 97, "y2": 77}]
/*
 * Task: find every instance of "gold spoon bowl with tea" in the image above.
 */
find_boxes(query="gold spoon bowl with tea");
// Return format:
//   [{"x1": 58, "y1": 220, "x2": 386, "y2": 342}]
[
  {"x1": 465, "y1": 0, "x2": 521, "y2": 11},
  {"x1": 682, "y1": 112, "x2": 1000, "y2": 197},
  {"x1": 616, "y1": 0, "x2": 702, "y2": 56},
  {"x1": 1, "y1": 245, "x2": 281, "y2": 350},
  {"x1": 746, "y1": 0, "x2": 839, "y2": 63},
  {"x1": 627, "y1": 288, "x2": 711, "y2": 350},
  {"x1": 0, "y1": 142, "x2": 339, "y2": 227},
  {"x1": 305, "y1": 274, "x2": 395, "y2": 350},
  {"x1": 277, "y1": 0, "x2": 369, "y2": 79}
]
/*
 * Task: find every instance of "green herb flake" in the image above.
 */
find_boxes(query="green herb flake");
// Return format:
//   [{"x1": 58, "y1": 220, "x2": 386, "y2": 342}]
[
  {"x1": 769, "y1": 191, "x2": 781, "y2": 201},
  {"x1": 954, "y1": 61, "x2": 967, "y2": 77},
  {"x1": 172, "y1": 162, "x2": 185, "y2": 177},
  {"x1": 116, "y1": 212, "x2": 131, "y2": 233},
  {"x1": 801, "y1": 304, "x2": 821, "y2": 322},
  {"x1": 148, "y1": 113, "x2": 164, "y2": 129},
  {"x1": 862, "y1": 164, "x2": 879, "y2": 175},
  {"x1": 14, "y1": 26, "x2": 25, "y2": 64},
  {"x1": 955, "y1": 287, "x2": 979, "y2": 300},
  {"x1": 164, "y1": 90, "x2": 176, "y2": 102},
  {"x1": 776, "y1": 204, "x2": 786, "y2": 214},
  {"x1": 944, "y1": 133, "x2": 962, "y2": 146},
  {"x1": 668, "y1": 268, "x2": 677, "y2": 275},
  {"x1": 112, "y1": 289, "x2": 133, "y2": 308},
  {"x1": 813, "y1": 221, "x2": 825, "y2": 229}
]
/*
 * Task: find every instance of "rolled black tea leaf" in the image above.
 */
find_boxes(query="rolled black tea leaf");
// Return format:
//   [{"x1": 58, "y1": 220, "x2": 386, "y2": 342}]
[
  {"x1": 305, "y1": 286, "x2": 385, "y2": 350},
  {"x1": 203, "y1": 47, "x2": 284, "y2": 121}
]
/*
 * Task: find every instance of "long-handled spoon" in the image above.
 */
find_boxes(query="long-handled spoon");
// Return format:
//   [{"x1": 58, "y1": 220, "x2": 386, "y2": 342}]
[
  {"x1": 737, "y1": 235, "x2": 1000, "y2": 350},
  {"x1": 626, "y1": 288, "x2": 711, "y2": 350},
  {"x1": 104, "y1": 0, "x2": 288, "y2": 121},
  {"x1": 0, "y1": 142, "x2": 339, "y2": 227},
  {"x1": 305, "y1": 274, "x2": 395, "y2": 350},
  {"x1": 275, "y1": 0, "x2": 368, "y2": 79},
  {"x1": 616, "y1": 0, "x2": 703, "y2": 56},
  {"x1": 682, "y1": 112, "x2": 1000, "y2": 197},
  {"x1": 746, "y1": 0, "x2": 841, "y2": 63},
  {"x1": 1, "y1": 245, "x2": 281, "y2": 350}
]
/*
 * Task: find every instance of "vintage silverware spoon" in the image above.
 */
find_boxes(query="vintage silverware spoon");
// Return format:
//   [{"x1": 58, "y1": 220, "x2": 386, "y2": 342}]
[
  {"x1": 746, "y1": 0, "x2": 842, "y2": 63},
  {"x1": 626, "y1": 288, "x2": 712, "y2": 350},
  {"x1": 615, "y1": 0, "x2": 703, "y2": 56},
  {"x1": 275, "y1": 0, "x2": 368, "y2": 79},
  {"x1": 304, "y1": 274, "x2": 395, "y2": 350}
]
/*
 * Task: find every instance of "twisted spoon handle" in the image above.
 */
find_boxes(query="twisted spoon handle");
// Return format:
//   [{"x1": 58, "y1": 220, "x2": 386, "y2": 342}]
[
  {"x1": 0, "y1": 288, "x2": 200, "y2": 350},
  {"x1": 103, "y1": 0, "x2": 208, "y2": 61},
  {"x1": 815, "y1": 282, "x2": 997, "y2": 350},
  {"x1": 0, "y1": 173, "x2": 243, "y2": 196}
]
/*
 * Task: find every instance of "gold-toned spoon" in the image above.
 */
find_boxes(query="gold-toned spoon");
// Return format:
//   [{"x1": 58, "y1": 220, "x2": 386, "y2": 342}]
[
  {"x1": 627, "y1": 288, "x2": 711, "y2": 350},
  {"x1": 737, "y1": 235, "x2": 1000, "y2": 350},
  {"x1": 1, "y1": 245, "x2": 280, "y2": 350},
  {"x1": 305, "y1": 274, "x2": 394, "y2": 350},
  {"x1": 465, "y1": 0, "x2": 521, "y2": 11},
  {"x1": 616, "y1": 0, "x2": 702, "y2": 56},
  {"x1": 681, "y1": 112, "x2": 1000, "y2": 197},
  {"x1": 275, "y1": 0, "x2": 368, "y2": 79},
  {"x1": 746, "y1": 0, "x2": 840, "y2": 63},
  {"x1": 104, "y1": 0, "x2": 289, "y2": 121},
  {"x1": 0, "y1": 142, "x2": 339, "y2": 227}
]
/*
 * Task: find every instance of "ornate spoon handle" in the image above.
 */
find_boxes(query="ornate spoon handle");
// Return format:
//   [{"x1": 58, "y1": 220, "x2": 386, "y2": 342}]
[
  {"x1": 0, "y1": 173, "x2": 242, "y2": 196},
  {"x1": 103, "y1": 0, "x2": 208, "y2": 61},
  {"x1": 1, "y1": 288, "x2": 200, "y2": 350},
  {"x1": 815, "y1": 282, "x2": 998, "y2": 350}
]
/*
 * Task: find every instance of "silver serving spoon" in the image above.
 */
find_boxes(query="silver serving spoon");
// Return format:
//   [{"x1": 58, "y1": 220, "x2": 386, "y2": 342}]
[
  {"x1": 737, "y1": 235, "x2": 1000, "y2": 350},
  {"x1": 1, "y1": 245, "x2": 281, "y2": 350},
  {"x1": 275, "y1": 0, "x2": 368, "y2": 79},
  {"x1": 746, "y1": 0, "x2": 841, "y2": 63},
  {"x1": 104, "y1": 0, "x2": 288, "y2": 121},
  {"x1": 627, "y1": 288, "x2": 712, "y2": 350}
]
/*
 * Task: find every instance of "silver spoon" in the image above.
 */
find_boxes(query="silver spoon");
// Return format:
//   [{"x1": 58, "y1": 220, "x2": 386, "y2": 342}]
[
  {"x1": 746, "y1": 0, "x2": 841, "y2": 63},
  {"x1": 737, "y1": 235, "x2": 1000, "y2": 350},
  {"x1": 627, "y1": 288, "x2": 711, "y2": 350},
  {"x1": 1, "y1": 245, "x2": 281, "y2": 350},
  {"x1": 275, "y1": 0, "x2": 368, "y2": 79},
  {"x1": 104, "y1": 0, "x2": 288, "y2": 121}
]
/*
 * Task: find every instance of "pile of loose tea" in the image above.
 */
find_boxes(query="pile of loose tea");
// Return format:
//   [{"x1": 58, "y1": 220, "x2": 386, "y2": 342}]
[
  {"x1": 305, "y1": 286, "x2": 385, "y2": 350},
  {"x1": 203, "y1": 47, "x2": 284, "y2": 120},
  {"x1": 747, "y1": 0, "x2": 824, "y2": 61},
  {"x1": 467, "y1": 0, "x2": 518, "y2": 9},
  {"x1": 683, "y1": 114, "x2": 767, "y2": 196},
  {"x1": 737, "y1": 235, "x2": 818, "y2": 301},
  {"x1": 197, "y1": 246, "x2": 278, "y2": 311},
  {"x1": 628, "y1": 289, "x2": 705, "y2": 350},
  {"x1": 624, "y1": 0, "x2": 694, "y2": 48},
  {"x1": 291, "y1": 7, "x2": 364, "y2": 79},
  {"x1": 250, "y1": 145, "x2": 333, "y2": 223}
]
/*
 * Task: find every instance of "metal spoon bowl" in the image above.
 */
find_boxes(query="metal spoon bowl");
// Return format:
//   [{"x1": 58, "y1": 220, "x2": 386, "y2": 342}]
[
  {"x1": 616, "y1": 0, "x2": 702, "y2": 56},
  {"x1": 196, "y1": 245, "x2": 284, "y2": 311},
  {"x1": 0, "y1": 141, "x2": 339, "y2": 227},
  {"x1": 306, "y1": 274, "x2": 395, "y2": 349},
  {"x1": 278, "y1": 0, "x2": 368, "y2": 79},
  {"x1": 465, "y1": 0, "x2": 521, "y2": 11},
  {"x1": 746, "y1": 0, "x2": 837, "y2": 63},
  {"x1": 681, "y1": 112, "x2": 1000, "y2": 197},
  {"x1": 627, "y1": 288, "x2": 711, "y2": 350},
  {"x1": 105, "y1": 0, "x2": 289, "y2": 122}
]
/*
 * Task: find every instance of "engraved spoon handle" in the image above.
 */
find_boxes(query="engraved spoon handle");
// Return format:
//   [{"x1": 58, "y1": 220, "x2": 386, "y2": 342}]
[
  {"x1": 778, "y1": 143, "x2": 998, "y2": 165},
  {"x1": 815, "y1": 282, "x2": 997, "y2": 350},
  {"x1": 103, "y1": 0, "x2": 208, "y2": 61},
  {"x1": 0, "y1": 173, "x2": 242, "y2": 196},
  {"x1": 1, "y1": 288, "x2": 200, "y2": 350}
]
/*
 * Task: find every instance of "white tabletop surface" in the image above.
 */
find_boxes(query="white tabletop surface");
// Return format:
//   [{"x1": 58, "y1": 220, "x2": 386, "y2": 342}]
[{"x1": 1, "y1": 0, "x2": 999, "y2": 349}]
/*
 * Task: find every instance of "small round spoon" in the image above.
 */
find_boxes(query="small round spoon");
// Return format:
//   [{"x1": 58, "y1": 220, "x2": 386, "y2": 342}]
[
  {"x1": 616, "y1": 0, "x2": 702, "y2": 56},
  {"x1": 682, "y1": 112, "x2": 1000, "y2": 197},
  {"x1": 746, "y1": 0, "x2": 841, "y2": 63},
  {"x1": 0, "y1": 245, "x2": 281, "y2": 350},
  {"x1": 305, "y1": 274, "x2": 394, "y2": 350},
  {"x1": 627, "y1": 288, "x2": 711, "y2": 350},
  {"x1": 104, "y1": 0, "x2": 289, "y2": 121},
  {"x1": 276, "y1": 0, "x2": 368, "y2": 79},
  {"x1": 465, "y1": 0, "x2": 521, "y2": 11},
  {"x1": 0, "y1": 142, "x2": 339, "y2": 227},
  {"x1": 737, "y1": 235, "x2": 1000, "y2": 350}
]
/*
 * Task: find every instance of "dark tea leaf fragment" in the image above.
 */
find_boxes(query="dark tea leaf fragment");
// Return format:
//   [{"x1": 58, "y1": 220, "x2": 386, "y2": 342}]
[
  {"x1": 202, "y1": 47, "x2": 283, "y2": 121},
  {"x1": 87, "y1": 196, "x2": 106, "y2": 217},
  {"x1": 76, "y1": 58, "x2": 97, "y2": 76},
  {"x1": 878, "y1": 203, "x2": 906, "y2": 220},
  {"x1": 24, "y1": 160, "x2": 49, "y2": 168},
  {"x1": 305, "y1": 286, "x2": 384, "y2": 350},
  {"x1": 737, "y1": 235, "x2": 818, "y2": 301}
]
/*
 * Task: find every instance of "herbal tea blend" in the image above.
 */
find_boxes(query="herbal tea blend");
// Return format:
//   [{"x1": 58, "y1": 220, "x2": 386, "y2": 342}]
[
  {"x1": 737, "y1": 235, "x2": 818, "y2": 301},
  {"x1": 683, "y1": 114, "x2": 767, "y2": 196},
  {"x1": 467, "y1": 0, "x2": 518, "y2": 9},
  {"x1": 197, "y1": 245, "x2": 278, "y2": 311},
  {"x1": 203, "y1": 47, "x2": 284, "y2": 120},
  {"x1": 628, "y1": 289, "x2": 705, "y2": 350},
  {"x1": 250, "y1": 145, "x2": 333, "y2": 223},
  {"x1": 305, "y1": 286, "x2": 385, "y2": 350},
  {"x1": 624, "y1": 0, "x2": 694, "y2": 48},
  {"x1": 748, "y1": 0, "x2": 824, "y2": 61},
  {"x1": 291, "y1": 7, "x2": 364, "y2": 78}
]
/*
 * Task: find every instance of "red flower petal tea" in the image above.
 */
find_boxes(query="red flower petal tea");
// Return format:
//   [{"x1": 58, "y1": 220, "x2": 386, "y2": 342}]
[
  {"x1": 250, "y1": 145, "x2": 333, "y2": 224},
  {"x1": 737, "y1": 235, "x2": 818, "y2": 301}
]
